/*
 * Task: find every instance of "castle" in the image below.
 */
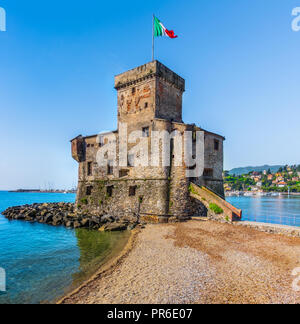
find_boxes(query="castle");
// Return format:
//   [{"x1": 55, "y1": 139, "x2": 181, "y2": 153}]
[{"x1": 71, "y1": 61, "x2": 225, "y2": 222}]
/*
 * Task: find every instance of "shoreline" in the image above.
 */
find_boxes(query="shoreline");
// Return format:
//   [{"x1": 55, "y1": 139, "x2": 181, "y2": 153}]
[
  {"x1": 57, "y1": 220, "x2": 300, "y2": 304},
  {"x1": 226, "y1": 191, "x2": 300, "y2": 197},
  {"x1": 57, "y1": 227, "x2": 141, "y2": 304}
]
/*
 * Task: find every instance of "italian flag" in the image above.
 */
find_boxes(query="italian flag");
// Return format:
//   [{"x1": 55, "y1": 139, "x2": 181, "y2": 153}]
[{"x1": 154, "y1": 16, "x2": 178, "y2": 39}]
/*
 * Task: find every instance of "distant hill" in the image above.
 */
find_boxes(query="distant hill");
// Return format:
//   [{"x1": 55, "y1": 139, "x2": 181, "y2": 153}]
[{"x1": 228, "y1": 165, "x2": 284, "y2": 176}]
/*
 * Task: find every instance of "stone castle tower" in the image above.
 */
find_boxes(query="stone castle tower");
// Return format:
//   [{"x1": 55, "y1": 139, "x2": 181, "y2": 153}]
[{"x1": 71, "y1": 61, "x2": 225, "y2": 222}]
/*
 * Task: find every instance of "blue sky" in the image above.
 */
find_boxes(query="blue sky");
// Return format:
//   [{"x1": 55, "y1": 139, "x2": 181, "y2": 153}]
[{"x1": 0, "y1": 0, "x2": 300, "y2": 190}]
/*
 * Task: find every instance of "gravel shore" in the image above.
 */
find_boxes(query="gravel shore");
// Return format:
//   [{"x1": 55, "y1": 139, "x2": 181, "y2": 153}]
[{"x1": 62, "y1": 220, "x2": 300, "y2": 304}]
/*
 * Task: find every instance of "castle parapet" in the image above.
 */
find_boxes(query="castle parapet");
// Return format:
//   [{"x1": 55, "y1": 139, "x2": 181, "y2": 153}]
[{"x1": 115, "y1": 60, "x2": 185, "y2": 92}]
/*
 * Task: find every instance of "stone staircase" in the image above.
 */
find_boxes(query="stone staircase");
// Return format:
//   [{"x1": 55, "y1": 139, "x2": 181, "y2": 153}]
[{"x1": 189, "y1": 183, "x2": 242, "y2": 222}]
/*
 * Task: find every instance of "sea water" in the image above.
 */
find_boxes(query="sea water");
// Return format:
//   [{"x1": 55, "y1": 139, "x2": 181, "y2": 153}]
[
  {"x1": 0, "y1": 191, "x2": 130, "y2": 304},
  {"x1": 227, "y1": 195, "x2": 300, "y2": 227}
]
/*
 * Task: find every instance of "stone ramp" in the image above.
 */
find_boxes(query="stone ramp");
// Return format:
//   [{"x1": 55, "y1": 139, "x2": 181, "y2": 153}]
[{"x1": 189, "y1": 183, "x2": 242, "y2": 221}]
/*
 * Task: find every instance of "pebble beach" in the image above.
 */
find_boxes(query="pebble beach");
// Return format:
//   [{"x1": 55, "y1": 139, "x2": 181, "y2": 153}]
[{"x1": 61, "y1": 220, "x2": 300, "y2": 304}]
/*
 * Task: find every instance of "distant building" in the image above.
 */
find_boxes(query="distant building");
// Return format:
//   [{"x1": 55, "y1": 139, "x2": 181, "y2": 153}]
[{"x1": 278, "y1": 182, "x2": 287, "y2": 188}]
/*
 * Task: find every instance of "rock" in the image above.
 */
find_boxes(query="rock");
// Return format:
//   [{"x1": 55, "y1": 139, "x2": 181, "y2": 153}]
[
  {"x1": 104, "y1": 222, "x2": 128, "y2": 232},
  {"x1": 81, "y1": 218, "x2": 89, "y2": 228},
  {"x1": 66, "y1": 221, "x2": 73, "y2": 228},
  {"x1": 44, "y1": 215, "x2": 53, "y2": 223},
  {"x1": 1, "y1": 202, "x2": 88, "y2": 229},
  {"x1": 92, "y1": 216, "x2": 101, "y2": 225},
  {"x1": 100, "y1": 214, "x2": 115, "y2": 223},
  {"x1": 16, "y1": 213, "x2": 26, "y2": 220},
  {"x1": 73, "y1": 221, "x2": 81, "y2": 228},
  {"x1": 128, "y1": 223, "x2": 138, "y2": 230},
  {"x1": 40, "y1": 209, "x2": 48, "y2": 217}
]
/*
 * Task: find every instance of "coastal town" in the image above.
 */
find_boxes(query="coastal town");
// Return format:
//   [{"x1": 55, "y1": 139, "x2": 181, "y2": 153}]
[{"x1": 224, "y1": 165, "x2": 300, "y2": 196}]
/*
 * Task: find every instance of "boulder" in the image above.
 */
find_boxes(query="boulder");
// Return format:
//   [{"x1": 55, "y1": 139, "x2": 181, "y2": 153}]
[
  {"x1": 100, "y1": 215, "x2": 115, "y2": 223},
  {"x1": 73, "y1": 221, "x2": 81, "y2": 229},
  {"x1": 81, "y1": 218, "x2": 89, "y2": 228},
  {"x1": 44, "y1": 215, "x2": 53, "y2": 224},
  {"x1": 66, "y1": 221, "x2": 73, "y2": 228},
  {"x1": 104, "y1": 222, "x2": 128, "y2": 232}
]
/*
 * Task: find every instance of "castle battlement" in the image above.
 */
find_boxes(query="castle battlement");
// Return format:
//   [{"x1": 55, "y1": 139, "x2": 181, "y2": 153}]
[{"x1": 115, "y1": 61, "x2": 185, "y2": 92}]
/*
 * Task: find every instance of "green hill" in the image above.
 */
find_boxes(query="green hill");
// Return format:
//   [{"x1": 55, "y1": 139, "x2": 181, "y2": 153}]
[{"x1": 228, "y1": 165, "x2": 283, "y2": 176}]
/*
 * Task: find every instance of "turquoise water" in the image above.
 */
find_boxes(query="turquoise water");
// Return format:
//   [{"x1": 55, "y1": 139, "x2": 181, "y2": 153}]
[
  {"x1": 227, "y1": 195, "x2": 300, "y2": 227},
  {"x1": 0, "y1": 191, "x2": 129, "y2": 304}
]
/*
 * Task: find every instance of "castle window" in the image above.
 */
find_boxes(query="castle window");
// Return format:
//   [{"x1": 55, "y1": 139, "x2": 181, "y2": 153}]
[
  {"x1": 132, "y1": 87, "x2": 136, "y2": 95},
  {"x1": 192, "y1": 131, "x2": 197, "y2": 142},
  {"x1": 87, "y1": 162, "x2": 92, "y2": 176},
  {"x1": 129, "y1": 186, "x2": 137, "y2": 197},
  {"x1": 106, "y1": 186, "x2": 113, "y2": 197},
  {"x1": 119, "y1": 169, "x2": 129, "y2": 178},
  {"x1": 107, "y1": 161, "x2": 113, "y2": 175},
  {"x1": 128, "y1": 154, "x2": 135, "y2": 167},
  {"x1": 170, "y1": 138, "x2": 174, "y2": 151},
  {"x1": 142, "y1": 127, "x2": 149, "y2": 137},
  {"x1": 214, "y1": 140, "x2": 219, "y2": 151},
  {"x1": 86, "y1": 186, "x2": 93, "y2": 196},
  {"x1": 144, "y1": 102, "x2": 148, "y2": 108},
  {"x1": 203, "y1": 168, "x2": 213, "y2": 177},
  {"x1": 98, "y1": 136, "x2": 104, "y2": 147}
]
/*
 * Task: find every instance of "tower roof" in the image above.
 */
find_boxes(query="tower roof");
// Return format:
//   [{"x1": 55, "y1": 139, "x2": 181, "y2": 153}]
[{"x1": 114, "y1": 60, "x2": 185, "y2": 91}]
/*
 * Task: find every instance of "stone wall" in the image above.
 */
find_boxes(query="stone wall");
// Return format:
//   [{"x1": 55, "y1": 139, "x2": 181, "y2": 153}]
[{"x1": 76, "y1": 179, "x2": 170, "y2": 219}]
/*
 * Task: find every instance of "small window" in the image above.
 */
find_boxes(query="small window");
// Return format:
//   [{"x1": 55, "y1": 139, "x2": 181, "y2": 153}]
[
  {"x1": 192, "y1": 131, "x2": 197, "y2": 142},
  {"x1": 129, "y1": 186, "x2": 137, "y2": 197},
  {"x1": 87, "y1": 162, "x2": 92, "y2": 176},
  {"x1": 86, "y1": 186, "x2": 93, "y2": 196},
  {"x1": 170, "y1": 138, "x2": 174, "y2": 151},
  {"x1": 132, "y1": 87, "x2": 136, "y2": 95},
  {"x1": 106, "y1": 186, "x2": 113, "y2": 197},
  {"x1": 107, "y1": 161, "x2": 113, "y2": 175},
  {"x1": 144, "y1": 102, "x2": 148, "y2": 108},
  {"x1": 98, "y1": 136, "x2": 104, "y2": 147},
  {"x1": 128, "y1": 154, "x2": 135, "y2": 167},
  {"x1": 203, "y1": 168, "x2": 213, "y2": 177},
  {"x1": 142, "y1": 127, "x2": 150, "y2": 137},
  {"x1": 119, "y1": 169, "x2": 129, "y2": 178},
  {"x1": 214, "y1": 140, "x2": 220, "y2": 151}
]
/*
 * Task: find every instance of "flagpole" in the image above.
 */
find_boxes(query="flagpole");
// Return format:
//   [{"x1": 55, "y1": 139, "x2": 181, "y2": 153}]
[{"x1": 152, "y1": 14, "x2": 155, "y2": 61}]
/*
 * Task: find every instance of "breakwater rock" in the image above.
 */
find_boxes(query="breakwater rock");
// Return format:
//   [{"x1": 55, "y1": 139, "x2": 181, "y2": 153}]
[{"x1": 2, "y1": 203, "x2": 139, "y2": 231}]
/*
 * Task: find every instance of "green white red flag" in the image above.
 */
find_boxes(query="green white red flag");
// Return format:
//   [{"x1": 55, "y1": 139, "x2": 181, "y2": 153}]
[{"x1": 154, "y1": 16, "x2": 178, "y2": 39}]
